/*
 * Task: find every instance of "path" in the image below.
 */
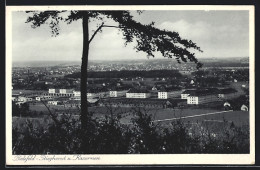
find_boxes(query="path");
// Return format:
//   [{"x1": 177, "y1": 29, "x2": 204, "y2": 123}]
[{"x1": 153, "y1": 110, "x2": 233, "y2": 122}]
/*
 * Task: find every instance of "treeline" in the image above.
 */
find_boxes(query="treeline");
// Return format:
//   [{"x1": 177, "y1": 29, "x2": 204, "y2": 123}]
[{"x1": 65, "y1": 70, "x2": 182, "y2": 79}]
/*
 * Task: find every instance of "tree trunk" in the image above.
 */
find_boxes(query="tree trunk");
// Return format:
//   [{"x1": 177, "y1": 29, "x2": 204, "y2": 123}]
[{"x1": 80, "y1": 12, "x2": 89, "y2": 130}]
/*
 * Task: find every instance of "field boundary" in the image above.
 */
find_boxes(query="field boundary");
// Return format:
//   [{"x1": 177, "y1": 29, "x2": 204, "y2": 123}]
[{"x1": 153, "y1": 110, "x2": 234, "y2": 122}]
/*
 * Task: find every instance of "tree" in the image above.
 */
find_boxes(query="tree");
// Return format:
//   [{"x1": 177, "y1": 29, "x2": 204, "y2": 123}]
[{"x1": 25, "y1": 10, "x2": 203, "y2": 129}]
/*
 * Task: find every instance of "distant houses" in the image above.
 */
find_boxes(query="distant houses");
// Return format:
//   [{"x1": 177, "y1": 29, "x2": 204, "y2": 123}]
[
  {"x1": 99, "y1": 98, "x2": 186, "y2": 109},
  {"x1": 181, "y1": 88, "x2": 239, "y2": 105},
  {"x1": 12, "y1": 85, "x2": 246, "y2": 110},
  {"x1": 158, "y1": 86, "x2": 182, "y2": 99},
  {"x1": 48, "y1": 88, "x2": 74, "y2": 97},
  {"x1": 87, "y1": 88, "x2": 109, "y2": 99},
  {"x1": 126, "y1": 88, "x2": 151, "y2": 98},
  {"x1": 48, "y1": 100, "x2": 63, "y2": 105},
  {"x1": 186, "y1": 89, "x2": 219, "y2": 105},
  {"x1": 48, "y1": 88, "x2": 109, "y2": 99},
  {"x1": 181, "y1": 90, "x2": 196, "y2": 99},
  {"x1": 36, "y1": 96, "x2": 53, "y2": 101},
  {"x1": 109, "y1": 87, "x2": 129, "y2": 98}
]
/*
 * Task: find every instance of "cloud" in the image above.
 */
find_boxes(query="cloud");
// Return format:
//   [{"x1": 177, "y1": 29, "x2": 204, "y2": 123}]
[
  {"x1": 11, "y1": 11, "x2": 249, "y2": 62},
  {"x1": 157, "y1": 19, "x2": 249, "y2": 58},
  {"x1": 158, "y1": 20, "x2": 212, "y2": 41}
]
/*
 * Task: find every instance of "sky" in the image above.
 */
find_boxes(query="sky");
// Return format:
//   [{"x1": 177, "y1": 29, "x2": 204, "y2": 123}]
[{"x1": 12, "y1": 10, "x2": 249, "y2": 62}]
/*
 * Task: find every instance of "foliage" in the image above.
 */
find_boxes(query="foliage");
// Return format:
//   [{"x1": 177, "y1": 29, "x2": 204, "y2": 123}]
[
  {"x1": 12, "y1": 107, "x2": 249, "y2": 154},
  {"x1": 26, "y1": 10, "x2": 203, "y2": 68},
  {"x1": 12, "y1": 102, "x2": 30, "y2": 117}
]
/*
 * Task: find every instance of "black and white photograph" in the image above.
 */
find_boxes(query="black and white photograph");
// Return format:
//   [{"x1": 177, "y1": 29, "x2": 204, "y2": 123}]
[{"x1": 6, "y1": 5, "x2": 255, "y2": 165}]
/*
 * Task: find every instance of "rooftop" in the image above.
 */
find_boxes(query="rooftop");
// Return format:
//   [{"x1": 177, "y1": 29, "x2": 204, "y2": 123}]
[{"x1": 127, "y1": 88, "x2": 150, "y2": 93}]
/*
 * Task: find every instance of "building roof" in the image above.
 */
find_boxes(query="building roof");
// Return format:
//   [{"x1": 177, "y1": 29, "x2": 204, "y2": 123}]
[
  {"x1": 101, "y1": 98, "x2": 185, "y2": 105},
  {"x1": 185, "y1": 88, "x2": 220, "y2": 96},
  {"x1": 159, "y1": 86, "x2": 182, "y2": 92},
  {"x1": 66, "y1": 89, "x2": 74, "y2": 93},
  {"x1": 182, "y1": 90, "x2": 197, "y2": 94},
  {"x1": 127, "y1": 88, "x2": 150, "y2": 93}
]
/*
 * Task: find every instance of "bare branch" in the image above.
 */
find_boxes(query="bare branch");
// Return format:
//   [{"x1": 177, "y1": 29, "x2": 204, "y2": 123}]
[
  {"x1": 89, "y1": 22, "x2": 104, "y2": 44},
  {"x1": 103, "y1": 25, "x2": 125, "y2": 29},
  {"x1": 41, "y1": 100, "x2": 60, "y2": 125}
]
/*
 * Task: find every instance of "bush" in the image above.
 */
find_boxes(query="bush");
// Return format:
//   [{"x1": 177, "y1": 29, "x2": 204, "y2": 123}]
[{"x1": 12, "y1": 107, "x2": 249, "y2": 154}]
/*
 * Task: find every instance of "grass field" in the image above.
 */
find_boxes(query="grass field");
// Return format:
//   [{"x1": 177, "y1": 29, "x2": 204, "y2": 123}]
[
  {"x1": 119, "y1": 108, "x2": 249, "y2": 127},
  {"x1": 14, "y1": 102, "x2": 249, "y2": 131},
  {"x1": 12, "y1": 89, "x2": 46, "y2": 95}
]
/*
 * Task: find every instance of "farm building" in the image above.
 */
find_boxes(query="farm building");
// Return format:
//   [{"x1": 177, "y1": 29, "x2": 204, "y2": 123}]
[
  {"x1": 48, "y1": 88, "x2": 74, "y2": 97},
  {"x1": 110, "y1": 90, "x2": 128, "y2": 98},
  {"x1": 158, "y1": 86, "x2": 182, "y2": 99},
  {"x1": 126, "y1": 88, "x2": 151, "y2": 99},
  {"x1": 186, "y1": 88, "x2": 220, "y2": 105},
  {"x1": 109, "y1": 87, "x2": 129, "y2": 98}
]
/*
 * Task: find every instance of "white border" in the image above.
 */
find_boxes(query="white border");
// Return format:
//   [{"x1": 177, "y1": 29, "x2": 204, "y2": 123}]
[{"x1": 6, "y1": 5, "x2": 255, "y2": 165}]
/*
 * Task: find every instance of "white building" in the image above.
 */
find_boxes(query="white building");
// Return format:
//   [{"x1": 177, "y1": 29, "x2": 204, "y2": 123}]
[
  {"x1": 158, "y1": 87, "x2": 182, "y2": 99},
  {"x1": 181, "y1": 90, "x2": 196, "y2": 99},
  {"x1": 87, "y1": 89, "x2": 109, "y2": 99},
  {"x1": 110, "y1": 90, "x2": 128, "y2": 98},
  {"x1": 36, "y1": 96, "x2": 53, "y2": 101},
  {"x1": 26, "y1": 97, "x2": 33, "y2": 102},
  {"x1": 186, "y1": 89, "x2": 220, "y2": 105},
  {"x1": 73, "y1": 91, "x2": 81, "y2": 97},
  {"x1": 87, "y1": 92, "x2": 99, "y2": 98},
  {"x1": 187, "y1": 94, "x2": 219, "y2": 105},
  {"x1": 126, "y1": 88, "x2": 151, "y2": 99},
  {"x1": 13, "y1": 96, "x2": 27, "y2": 105},
  {"x1": 48, "y1": 101, "x2": 63, "y2": 105},
  {"x1": 241, "y1": 104, "x2": 249, "y2": 111},
  {"x1": 48, "y1": 88, "x2": 74, "y2": 97},
  {"x1": 158, "y1": 91, "x2": 170, "y2": 99}
]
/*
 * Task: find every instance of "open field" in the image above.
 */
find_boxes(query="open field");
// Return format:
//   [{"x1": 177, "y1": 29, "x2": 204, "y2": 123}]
[
  {"x1": 15, "y1": 102, "x2": 249, "y2": 131},
  {"x1": 119, "y1": 108, "x2": 249, "y2": 127},
  {"x1": 12, "y1": 89, "x2": 46, "y2": 95},
  {"x1": 29, "y1": 103, "x2": 79, "y2": 113}
]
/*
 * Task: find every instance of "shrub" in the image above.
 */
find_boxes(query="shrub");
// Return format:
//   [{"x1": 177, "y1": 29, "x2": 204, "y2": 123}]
[{"x1": 12, "y1": 107, "x2": 249, "y2": 154}]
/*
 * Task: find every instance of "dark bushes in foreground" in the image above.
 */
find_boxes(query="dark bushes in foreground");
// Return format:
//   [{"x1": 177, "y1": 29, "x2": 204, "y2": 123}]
[{"x1": 12, "y1": 109, "x2": 249, "y2": 154}]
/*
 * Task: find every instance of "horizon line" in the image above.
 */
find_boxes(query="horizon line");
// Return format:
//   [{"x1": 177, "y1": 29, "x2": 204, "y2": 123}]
[{"x1": 12, "y1": 56, "x2": 249, "y2": 62}]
